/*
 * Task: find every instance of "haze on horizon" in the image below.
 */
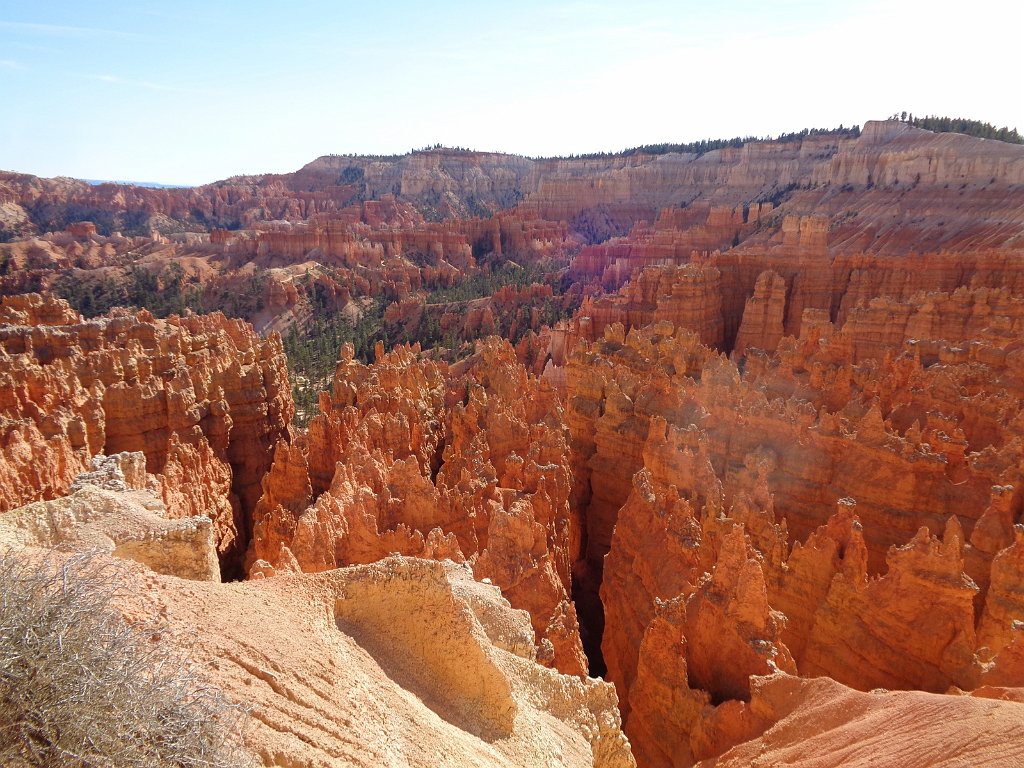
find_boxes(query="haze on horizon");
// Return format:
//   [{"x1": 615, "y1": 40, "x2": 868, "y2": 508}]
[{"x1": 1, "y1": 0, "x2": 1021, "y2": 187}]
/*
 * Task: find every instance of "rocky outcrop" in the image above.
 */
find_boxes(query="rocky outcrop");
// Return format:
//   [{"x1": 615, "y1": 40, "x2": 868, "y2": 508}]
[
  {"x1": 5, "y1": 121, "x2": 1024, "y2": 362},
  {"x1": 979, "y1": 526, "x2": 1024, "y2": 656},
  {"x1": 0, "y1": 295, "x2": 292, "y2": 575},
  {"x1": 568, "y1": 262, "x2": 724, "y2": 349},
  {"x1": 620, "y1": 524, "x2": 796, "y2": 768},
  {"x1": 836, "y1": 285, "x2": 1024, "y2": 363},
  {"x1": 565, "y1": 324, "x2": 719, "y2": 572},
  {"x1": 801, "y1": 519, "x2": 981, "y2": 692},
  {"x1": 558, "y1": 127, "x2": 1024, "y2": 353},
  {"x1": 566, "y1": 203, "x2": 760, "y2": 289},
  {"x1": 599, "y1": 469, "x2": 708, "y2": 714},
  {"x1": 566, "y1": 240, "x2": 1024, "y2": 361},
  {"x1": 0, "y1": 452, "x2": 219, "y2": 580},
  {"x1": 4, "y1": 121, "x2": 1024, "y2": 768},
  {"x1": 812, "y1": 119, "x2": 1024, "y2": 188},
  {"x1": 7, "y1": 120, "x2": 1023, "y2": 243},
  {"x1": 567, "y1": 309, "x2": 1024, "y2": 571},
  {"x1": 17, "y1": 549, "x2": 633, "y2": 768},
  {"x1": 220, "y1": 211, "x2": 573, "y2": 270}
]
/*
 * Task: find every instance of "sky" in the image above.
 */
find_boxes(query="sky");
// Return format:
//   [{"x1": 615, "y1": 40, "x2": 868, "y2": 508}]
[{"x1": 1, "y1": 0, "x2": 1021, "y2": 185}]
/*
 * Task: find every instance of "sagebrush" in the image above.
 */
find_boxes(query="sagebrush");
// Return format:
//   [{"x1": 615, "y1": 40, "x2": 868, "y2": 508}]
[{"x1": 0, "y1": 549, "x2": 254, "y2": 767}]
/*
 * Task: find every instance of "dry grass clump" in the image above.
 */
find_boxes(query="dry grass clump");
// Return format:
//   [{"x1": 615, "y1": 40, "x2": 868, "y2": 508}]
[{"x1": 0, "y1": 549, "x2": 253, "y2": 767}]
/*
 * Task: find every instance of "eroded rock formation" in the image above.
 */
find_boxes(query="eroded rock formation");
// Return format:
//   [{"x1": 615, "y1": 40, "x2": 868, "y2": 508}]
[
  {"x1": 699, "y1": 673, "x2": 1024, "y2": 768},
  {"x1": 0, "y1": 451, "x2": 219, "y2": 580},
  {"x1": 562, "y1": 312, "x2": 1024, "y2": 765},
  {"x1": 0, "y1": 294, "x2": 291, "y2": 575},
  {"x1": 2, "y1": 541, "x2": 635, "y2": 768},
  {"x1": 248, "y1": 338, "x2": 588, "y2": 674},
  {"x1": 3, "y1": 121, "x2": 1024, "y2": 767}
]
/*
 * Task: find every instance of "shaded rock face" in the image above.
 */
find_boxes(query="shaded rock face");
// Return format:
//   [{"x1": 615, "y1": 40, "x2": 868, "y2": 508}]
[
  {"x1": 248, "y1": 338, "x2": 588, "y2": 675},
  {"x1": 733, "y1": 269, "x2": 786, "y2": 356},
  {"x1": 0, "y1": 294, "x2": 292, "y2": 576}
]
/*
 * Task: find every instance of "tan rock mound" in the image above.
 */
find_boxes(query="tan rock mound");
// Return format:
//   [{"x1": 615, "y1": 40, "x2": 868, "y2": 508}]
[
  {"x1": 0, "y1": 452, "x2": 218, "y2": 581},
  {"x1": 123, "y1": 555, "x2": 635, "y2": 768}
]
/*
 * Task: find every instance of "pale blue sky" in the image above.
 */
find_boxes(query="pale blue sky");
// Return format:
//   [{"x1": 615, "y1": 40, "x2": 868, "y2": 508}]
[{"x1": 1, "y1": 0, "x2": 1021, "y2": 185}]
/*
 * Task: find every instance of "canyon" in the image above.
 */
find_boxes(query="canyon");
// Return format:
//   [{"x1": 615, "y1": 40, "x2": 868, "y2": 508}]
[{"x1": 2, "y1": 119, "x2": 1024, "y2": 766}]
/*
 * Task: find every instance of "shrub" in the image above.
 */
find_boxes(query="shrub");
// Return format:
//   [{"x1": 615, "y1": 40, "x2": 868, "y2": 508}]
[{"x1": 0, "y1": 550, "x2": 253, "y2": 767}]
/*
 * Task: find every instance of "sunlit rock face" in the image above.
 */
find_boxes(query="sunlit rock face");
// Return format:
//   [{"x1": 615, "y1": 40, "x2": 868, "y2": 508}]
[
  {"x1": 0, "y1": 294, "x2": 291, "y2": 575},
  {"x1": 563, "y1": 306, "x2": 1024, "y2": 763},
  {"x1": 0, "y1": 451, "x2": 220, "y2": 581},
  {"x1": 247, "y1": 338, "x2": 588, "y2": 675}
]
